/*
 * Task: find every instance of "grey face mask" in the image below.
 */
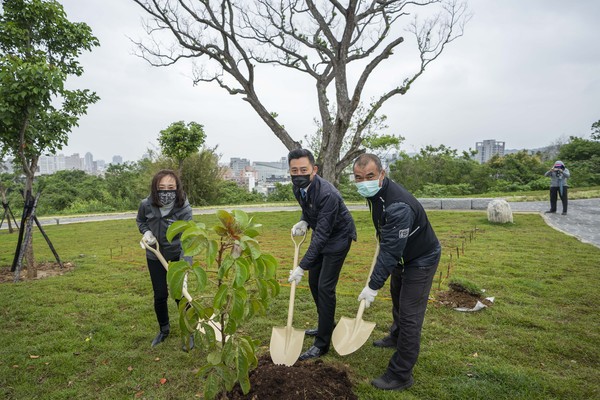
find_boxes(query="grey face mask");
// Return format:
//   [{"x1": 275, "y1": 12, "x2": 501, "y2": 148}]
[{"x1": 158, "y1": 190, "x2": 177, "y2": 206}]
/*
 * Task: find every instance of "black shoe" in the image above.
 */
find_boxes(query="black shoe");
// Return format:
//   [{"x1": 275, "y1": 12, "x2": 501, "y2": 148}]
[
  {"x1": 561, "y1": 212, "x2": 567, "y2": 215},
  {"x1": 305, "y1": 328, "x2": 318, "y2": 336},
  {"x1": 371, "y1": 372, "x2": 414, "y2": 391},
  {"x1": 544, "y1": 210, "x2": 556, "y2": 214},
  {"x1": 298, "y1": 345, "x2": 327, "y2": 361},
  {"x1": 182, "y1": 334, "x2": 194, "y2": 352},
  {"x1": 373, "y1": 335, "x2": 397, "y2": 348},
  {"x1": 151, "y1": 331, "x2": 169, "y2": 347}
]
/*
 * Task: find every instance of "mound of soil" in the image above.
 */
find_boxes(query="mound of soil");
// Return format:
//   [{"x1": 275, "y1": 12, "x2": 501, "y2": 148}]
[
  {"x1": 0, "y1": 262, "x2": 74, "y2": 283},
  {"x1": 434, "y1": 289, "x2": 493, "y2": 309},
  {"x1": 226, "y1": 355, "x2": 358, "y2": 399}
]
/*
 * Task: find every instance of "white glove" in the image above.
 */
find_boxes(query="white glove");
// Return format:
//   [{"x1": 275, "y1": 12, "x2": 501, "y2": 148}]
[
  {"x1": 141, "y1": 231, "x2": 157, "y2": 248},
  {"x1": 358, "y1": 286, "x2": 378, "y2": 308},
  {"x1": 291, "y1": 220, "x2": 308, "y2": 236},
  {"x1": 288, "y1": 266, "x2": 305, "y2": 284}
]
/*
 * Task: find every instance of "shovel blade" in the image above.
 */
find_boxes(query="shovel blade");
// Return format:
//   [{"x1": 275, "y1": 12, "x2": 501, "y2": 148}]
[
  {"x1": 270, "y1": 326, "x2": 305, "y2": 366},
  {"x1": 332, "y1": 316, "x2": 376, "y2": 356}
]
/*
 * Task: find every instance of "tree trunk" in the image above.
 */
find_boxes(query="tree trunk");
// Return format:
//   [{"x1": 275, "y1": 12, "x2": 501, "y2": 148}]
[{"x1": 23, "y1": 173, "x2": 36, "y2": 277}]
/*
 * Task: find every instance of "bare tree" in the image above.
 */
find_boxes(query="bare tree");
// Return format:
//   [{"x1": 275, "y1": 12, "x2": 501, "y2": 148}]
[{"x1": 133, "y1": 0, "x2": 469, "y2": 185}]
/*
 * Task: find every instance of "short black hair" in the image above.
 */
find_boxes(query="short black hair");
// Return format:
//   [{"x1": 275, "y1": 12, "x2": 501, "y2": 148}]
[
  {"x1": 353, "y1": 153, "x2": 383, "y2": 172},
  {"x1": 150, "y1": 169, "x2": 186, "y2": 207},
  {"x1": 288, "y1": 148, "x2": 315, "y2": 166}
]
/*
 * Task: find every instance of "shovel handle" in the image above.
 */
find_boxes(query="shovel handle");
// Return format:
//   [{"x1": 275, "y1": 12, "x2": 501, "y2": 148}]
[
  {"x1": 141, "y1": 236, "x2": 193, "y2": 302},
  {"x1": 365, "y1": 242, "x2": 380, "y2": 286},
  {"x1": 142, "y1": 238, "x2": 168, "y2": 270},
  {"x1": 286, "y1": 232, "x2": 306, "y2": 328}
]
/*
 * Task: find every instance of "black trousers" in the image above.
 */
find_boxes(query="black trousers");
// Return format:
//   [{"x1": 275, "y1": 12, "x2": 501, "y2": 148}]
[
  {"x1": 307, "y1": 241, "x2": 352, "y2": 351},
  {"x1": 549, "y1": 186, "x2": 568, "y2": 213},
  {"x1": 386, "y1": 259, "x2": 439, "y2": 381},
  {"x1": 146, "y1": 257, "x2": 179, "y2": 329}
]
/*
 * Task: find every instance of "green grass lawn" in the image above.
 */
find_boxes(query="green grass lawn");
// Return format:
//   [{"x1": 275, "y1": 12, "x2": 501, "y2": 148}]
[{"x1": 1, "y1": 211, "x2": 598, "y2": 399}]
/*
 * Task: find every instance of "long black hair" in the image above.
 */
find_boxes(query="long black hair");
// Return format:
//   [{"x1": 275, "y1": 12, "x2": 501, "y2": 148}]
[{"x1": 149, "y1": 169, "x2": 185, "y2": 207}]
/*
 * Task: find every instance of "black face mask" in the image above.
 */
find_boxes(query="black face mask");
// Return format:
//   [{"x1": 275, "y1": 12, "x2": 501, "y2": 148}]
[{"x1": 291, "y1": 174, "x2": 311, "y2": 189}]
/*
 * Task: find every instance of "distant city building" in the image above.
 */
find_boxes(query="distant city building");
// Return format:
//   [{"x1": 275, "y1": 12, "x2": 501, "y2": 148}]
[
  {"x1": 38, "y1": 153, "x2": 84, "y2": 174},
  {"x1": 112, "y1": 155, "x2": 123, "y2": 165},
  {"x1": 252, "y1": 157, "x2": 288, "y2": 183},
  {"x1": 65, "y1": 153, "x2": 83, "y2": 170},
  {"x1": 84, "y1": 152, "x2": 94, "y2": 173},
  {"x1": 474, "y1": 140, "x2": 505, "y2": 163},
  {"x1": 230, "y1": 158, "x2": 250, "y2": 176}
]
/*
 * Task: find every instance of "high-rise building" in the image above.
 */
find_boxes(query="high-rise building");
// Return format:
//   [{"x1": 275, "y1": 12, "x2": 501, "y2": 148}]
[
  {"x1": 112, "y1": 155, "x2": 123, "y2": 165},
  {"x1": 84, "y1": 152, "x2": 94, "y2": 173},
  {"x1": 475, "y1": 140, "x2": 505, "y2": 163},
  {"x1": 230, "y1": 158, "x2": 250, "y2": 176}
]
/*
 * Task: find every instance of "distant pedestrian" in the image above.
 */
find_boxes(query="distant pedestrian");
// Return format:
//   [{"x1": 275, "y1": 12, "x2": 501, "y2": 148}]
[
  {"x1": 544, "y1": 160, "x2": 570, "y2": 215},
  {"x1": 136, "y1": 169, "x2": 194, "y2": 350}
]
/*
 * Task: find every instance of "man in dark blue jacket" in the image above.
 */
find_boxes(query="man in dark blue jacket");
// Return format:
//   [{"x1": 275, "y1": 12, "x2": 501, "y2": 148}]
[
  {"x1": 287, "y1": 149, "x2": 357, "y2": 361},
  {"x1": 353, "y1": 153, "x2": 441, "y2": 391}
]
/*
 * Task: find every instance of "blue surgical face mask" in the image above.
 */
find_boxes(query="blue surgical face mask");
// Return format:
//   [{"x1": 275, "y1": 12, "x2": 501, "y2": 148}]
[{"x1": 356, "y1": 175, "x2": 382, "y2": 198}]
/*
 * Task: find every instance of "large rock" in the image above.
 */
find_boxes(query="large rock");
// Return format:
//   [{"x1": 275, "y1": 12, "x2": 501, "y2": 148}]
[{"x1": 487, "y1": 199, "x2": 513, "y2": 223}]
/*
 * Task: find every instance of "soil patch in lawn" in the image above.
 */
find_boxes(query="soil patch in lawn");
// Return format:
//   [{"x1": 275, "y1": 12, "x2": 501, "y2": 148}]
[
  {"x1": 0, "y1": 262, "x2": 74, "y2": 283},
  {"x1": 226, "y1": 355, "x2": 358, "y2": 399},
  {"x1": 433, "y1": 289, "x2": 494, "y2": 309}
]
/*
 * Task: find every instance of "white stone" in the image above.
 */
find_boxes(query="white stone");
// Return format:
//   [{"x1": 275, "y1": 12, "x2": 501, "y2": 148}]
[{"x1": 487, "y1": 199, "x2": 513, "y2": 223}]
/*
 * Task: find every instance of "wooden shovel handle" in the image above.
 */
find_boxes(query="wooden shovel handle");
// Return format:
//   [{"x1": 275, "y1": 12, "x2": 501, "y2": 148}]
[
  {"x1": 365, "y1": 241, "x2": 380, "y2": 286},
  {"x1": 141, "y1": 237, "x2": 192, "y2": 302},
  {"x1": 286, "y1": 232, "x2": 306, "y2": 328}
]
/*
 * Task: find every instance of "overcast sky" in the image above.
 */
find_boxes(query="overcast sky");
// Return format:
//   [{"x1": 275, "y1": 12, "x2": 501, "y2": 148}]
[{"x1": 57, "y1": 0, "x2": 600, "y2": 164}]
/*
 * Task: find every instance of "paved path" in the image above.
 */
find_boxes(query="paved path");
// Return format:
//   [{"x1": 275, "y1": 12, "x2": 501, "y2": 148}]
[{"x1": 4, "y1": 198, "x2": 599, "y2": 249}]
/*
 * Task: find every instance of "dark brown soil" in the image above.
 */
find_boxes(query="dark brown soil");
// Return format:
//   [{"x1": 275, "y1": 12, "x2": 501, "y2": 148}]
[
  {"x1": 433, "y1": 289, "x2": 493, "y2": 309},
  {"x1": 0, "y1": 262, "x2": 74, "y2": 283},
  {"x1": 225, "y1": 355, "x2": 358, "y2": 400}
]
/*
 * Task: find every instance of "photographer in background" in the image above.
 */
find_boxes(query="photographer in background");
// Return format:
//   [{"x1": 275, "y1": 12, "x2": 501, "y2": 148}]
[{"x1": 544, "y1": 160, "x2": 570, "y2": 215}]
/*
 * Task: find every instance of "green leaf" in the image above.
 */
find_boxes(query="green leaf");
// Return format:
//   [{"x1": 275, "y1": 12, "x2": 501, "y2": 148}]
[
  {"x1": 206, "y1": 239, "x2": 218, "y2": 268},
  {"x1": 213, "y1": 285, "x2": 228, "y2": 309},
  {"x1": 260, "y1": 254, "x2": 278, "y2": 279},
  {"x1": 191, "y1": 263, "x2": 208, "y2": 292},
  {"x1": 207, "y1": 351, "x2": 221, "y2": 365},
  {"x1": 201, "y1": 307, "x2": 215, "y2": 321},
  {"x1": 166, "y1": 220, "x2": 193, "y2": 242},
  {"x1": 255, "y1": 257, "x2": 265, "y2": 278},
  {"x1": 183, "y1": 235, "x2": 207, "y2": 257},
  {"x1": 166, "y1": 260, "x2": 189, "y2": 300},
  {"x1": 230, "y1": 290, "x2": 245, "y2": 322},
  {"x1": 224, "y1": 318, "x2": 237, "y2": 335},
  {"x1": 180, "y1": 225, "x2": 207, "y2": 242},
  {"x1": 256, "y1": 278, "x2": 268, "y2": 301},
  {"x1": 218, "y1": 255, "x2": 235, "y2": 280},
  {"x1": 214, "y1": 225, "x2": 228, "y2": 236},
  {"x1": 237, "y1": 349, "x2": 251, "y2": 394},
  {"x1": 216, "y1": 210, "x2": 235, "y2": 227},
  {"x1": 244, "y1": 228, "x2": 260, "y2": 238},
  {"x1": 204, "y1": 372, "x2": 220, "y2": 400},
  {"x1": 267, "y1": 279, "x2": 281, "y2": 297},
  {"x1": 234, "y1": 261, "x2": 249, "y2": 287},
  {"x1": 232, "y1": 209, "x2": 249, "y2": 229},
  {"x1": 201, "y1": 321, "x2": 216, "y2": 344}
]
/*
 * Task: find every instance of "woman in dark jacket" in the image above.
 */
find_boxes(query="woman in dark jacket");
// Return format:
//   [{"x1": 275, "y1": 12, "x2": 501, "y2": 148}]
[{"x1": 136, "y1": 169, "x2": 193, "y2": 349}]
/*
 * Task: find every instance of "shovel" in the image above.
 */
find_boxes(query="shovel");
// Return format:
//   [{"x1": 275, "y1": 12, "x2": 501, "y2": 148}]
[
  {"x1": 269, "y1": 233, "x2": 306, "y2": 366},
  {"x1": 332, "y1": 242, "x2": 380, "y2": 356},
  {"x1": 141, "y1": 237, "x2": 222, "y2": 342}
]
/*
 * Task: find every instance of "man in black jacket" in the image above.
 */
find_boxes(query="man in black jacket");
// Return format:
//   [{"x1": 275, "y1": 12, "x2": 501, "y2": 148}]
[
  {"x1": 353, "y1": 153, "x2": 441, "y2": 391},
  {"x1": 287, "y1": 149, "x2": 357, "y2": 361}
]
